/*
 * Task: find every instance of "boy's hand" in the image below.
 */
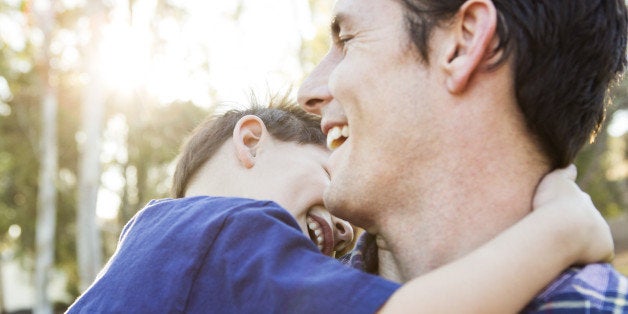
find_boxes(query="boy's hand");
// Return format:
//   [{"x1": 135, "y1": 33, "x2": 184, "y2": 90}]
[{"x1": 533, "y1": 164, "x2": 614, "y2": 264}]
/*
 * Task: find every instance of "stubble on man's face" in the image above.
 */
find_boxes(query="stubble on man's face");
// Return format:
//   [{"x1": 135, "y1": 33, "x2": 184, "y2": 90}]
[{"x1": 321, "y1": 0, "x2": 443, "y2": 231}]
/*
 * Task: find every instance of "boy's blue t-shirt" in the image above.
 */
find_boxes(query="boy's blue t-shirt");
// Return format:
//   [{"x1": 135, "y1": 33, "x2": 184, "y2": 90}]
[{"x1": 67, "y1": 196, "x2": 399, "y2": 313}]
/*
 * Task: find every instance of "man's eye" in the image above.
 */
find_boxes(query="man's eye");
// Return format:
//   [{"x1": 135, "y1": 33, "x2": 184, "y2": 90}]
[{"x1": 338, "y1": 35, "x2": 353, "y2": 45}]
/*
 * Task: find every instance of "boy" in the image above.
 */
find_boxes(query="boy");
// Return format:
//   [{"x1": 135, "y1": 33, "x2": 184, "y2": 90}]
[{"x1": 67, "y1": 98, "x2": 613, "y2": 313}]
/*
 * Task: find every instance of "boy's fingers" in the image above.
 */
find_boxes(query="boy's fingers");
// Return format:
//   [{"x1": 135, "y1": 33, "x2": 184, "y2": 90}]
[
  {"x1": 605, "y1": 251, "x2": 616, "y2": 263},
  {"x1": 548, "y1": 164, "x2": 577, "y2": 181},
  {"x1": 563, "y1": 164, "x2": 577, "y2": 181},
  {"x1": 533, "y1": 165, "x2": 580, "y2": 208}
]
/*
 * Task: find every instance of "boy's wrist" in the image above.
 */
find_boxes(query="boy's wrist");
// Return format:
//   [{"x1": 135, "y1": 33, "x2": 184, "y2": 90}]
[{"x1": 529, "y1": 205, "x2": 584, "y2": 266}]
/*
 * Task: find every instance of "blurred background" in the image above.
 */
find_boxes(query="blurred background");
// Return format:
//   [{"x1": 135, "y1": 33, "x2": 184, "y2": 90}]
[{"x1": 0, "y1": 0, "x2": 626, "y2": 313}]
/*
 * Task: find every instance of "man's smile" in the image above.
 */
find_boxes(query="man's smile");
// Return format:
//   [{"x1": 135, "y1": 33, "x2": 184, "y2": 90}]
[{"x1": 326, "y1": 124, "x2": 349, "y2": 150}]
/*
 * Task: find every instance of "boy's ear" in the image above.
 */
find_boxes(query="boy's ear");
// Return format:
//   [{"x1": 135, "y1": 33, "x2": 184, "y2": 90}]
[
  {"x1": 233, "y1": 115, "x2": 267, "y2": 169},
  {"x1": 441, "y1": 0, "x2": 497, "y2": 94}
]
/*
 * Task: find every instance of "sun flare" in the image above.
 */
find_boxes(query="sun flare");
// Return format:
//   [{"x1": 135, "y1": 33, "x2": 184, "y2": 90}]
[{"x1": 98, "y1": 22, "x2": 150, "y2": 94}]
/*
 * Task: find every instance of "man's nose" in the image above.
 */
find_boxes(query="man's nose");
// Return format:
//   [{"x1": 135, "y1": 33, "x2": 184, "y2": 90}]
[
  {"x1": 297, "y1": 75, "x2": 332, "y2": 116},
  {"x1": 332, "y1": 216, "x2": 354, "y2": 254},
  {"x1": 297, "y1": 52, "x2": 336, "y2": 115}
]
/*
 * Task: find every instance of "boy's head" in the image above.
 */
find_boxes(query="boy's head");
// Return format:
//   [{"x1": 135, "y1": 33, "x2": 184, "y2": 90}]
[
  {"x1": 172, "y1": 96, "x2": 325, "y2": 198},
  {"x1": 172, "y1": 96, "x2": 354, "y2": 256}
]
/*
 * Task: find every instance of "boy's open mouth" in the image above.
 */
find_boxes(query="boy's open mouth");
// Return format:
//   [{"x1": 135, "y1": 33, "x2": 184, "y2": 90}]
[{"x1": 306, "y1": 213, "x2": 334, "y2": 256}]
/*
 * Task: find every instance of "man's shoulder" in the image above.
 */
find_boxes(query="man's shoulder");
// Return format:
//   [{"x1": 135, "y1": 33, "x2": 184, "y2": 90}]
[{"x1": 523, "y1": 263, "x2": 628, "y2": 313}]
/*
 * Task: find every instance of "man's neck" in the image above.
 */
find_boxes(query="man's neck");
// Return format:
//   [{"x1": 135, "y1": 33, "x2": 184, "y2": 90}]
[
  {"x1": 377, "y1": 136, "x2": 549, "y2": 282},
  {"x1": 376, "y1": 235, "x2": 404, "y2": 283},
  {"x1": 365, "y1": 65, "x2": 556, "y2": 282}
]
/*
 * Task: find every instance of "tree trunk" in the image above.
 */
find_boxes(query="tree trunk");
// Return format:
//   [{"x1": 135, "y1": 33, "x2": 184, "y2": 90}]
[
  {"x1": 75, "y1": 70, "x2": 105, "y2": 292},
  {"x1": 33, "y1": 0, "x2": 58, "y2": 312},
  {"x1": 76, "y1": 2, "x2": 106, "y2": 292},
  {"x1": 34, "y1": 83, "x2": 58, "y2": 314}
]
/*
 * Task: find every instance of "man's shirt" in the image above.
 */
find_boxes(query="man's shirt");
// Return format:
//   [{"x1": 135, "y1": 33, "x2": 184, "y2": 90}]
[
  {"x1": 342, "y1": 233, "x2": 628, "y2": 313},
  {"x1": 522, "y1": 263, "x2": 628, "y2": 313}
]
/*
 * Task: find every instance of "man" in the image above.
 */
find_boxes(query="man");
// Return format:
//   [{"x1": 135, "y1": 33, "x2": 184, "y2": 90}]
[
  {"x1": 66, "y1": 101, "x2": 614, "y2": 313},
  {"x1": 298, "y1": 0, "x2": 628, "y2": 311}
]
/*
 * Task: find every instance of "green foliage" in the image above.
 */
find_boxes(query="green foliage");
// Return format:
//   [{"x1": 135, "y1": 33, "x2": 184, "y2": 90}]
[
  {"x1": 0, "y1": 0, "x2": 214, "y2": 300},
  {"x1": 110, "y1": 98, "x2": 210, "y2": 223},
  {"x1": 298, "y1": 0, "x2": 334, "y2": 76},
  {"x1": 0, "y1": 89, "x2": 40, "y2": 260},
  {"x1": 575, "y1": 79, "x2": 628, "y2": 218}
]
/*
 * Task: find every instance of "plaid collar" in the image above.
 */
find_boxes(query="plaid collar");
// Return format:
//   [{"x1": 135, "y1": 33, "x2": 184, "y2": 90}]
[
  {"x1": 339, "y1": 233, "x2": 378, "y2": 274},
  {"x1": 342, "y1": 233, "x2": 628, "y2": 313}
]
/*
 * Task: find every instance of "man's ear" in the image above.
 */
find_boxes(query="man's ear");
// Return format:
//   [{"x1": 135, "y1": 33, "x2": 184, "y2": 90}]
[
  {"x1": 442, "y1": 0, "x2": 497, "y2": 94},
  {"x1": 233, "y1": 115, "x2": 267, "y2": 169}
]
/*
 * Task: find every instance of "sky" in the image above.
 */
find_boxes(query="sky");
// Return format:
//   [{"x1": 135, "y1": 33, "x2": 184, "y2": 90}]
[{"x1": 98, "y1": 0, "x2": 322, "y2": 107}]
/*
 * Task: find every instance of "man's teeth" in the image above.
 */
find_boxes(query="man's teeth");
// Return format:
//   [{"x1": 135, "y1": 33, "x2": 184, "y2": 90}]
[
  {"x1": 326, "y1": 125, "x2": 349, "y2": 150},
  {"x1": 341, "y1": 125, "x2": 350, "y2": 137},
  {"x1": 307, "y1": 216, "x2": 325, "y2": 251}
]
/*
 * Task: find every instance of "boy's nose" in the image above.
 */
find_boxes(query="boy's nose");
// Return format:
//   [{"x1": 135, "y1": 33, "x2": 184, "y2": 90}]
[{"x1": 332, "y1": 216, "x2": 354, "y2": 254}]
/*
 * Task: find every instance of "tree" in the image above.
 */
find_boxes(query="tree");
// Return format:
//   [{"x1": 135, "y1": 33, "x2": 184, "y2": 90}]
[
  {"x1": 576, "y1": 79, "x2": 628, "y2": 218},
  {"x1": 1, "y1": 0, "x2": 85, "y2": 308},
  {"x1": 31, "y1": 0, "x2": 59, "y2": 312},
  {"x1": 75, "y1": 0, "x2": 108, "y2": 292}
]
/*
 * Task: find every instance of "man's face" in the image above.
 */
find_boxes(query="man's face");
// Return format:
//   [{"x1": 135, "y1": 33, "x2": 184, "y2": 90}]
[
  {"x1": 298, "y1": 0, "x2": 445, "y2": 229},
  {"x1": 259, "y1": 141, "x2": 354, "y2": 256}
]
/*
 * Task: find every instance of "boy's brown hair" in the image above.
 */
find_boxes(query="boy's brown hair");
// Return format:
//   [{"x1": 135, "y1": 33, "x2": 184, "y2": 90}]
[{"x1": 171, "y1": 95, "x2": 325, "y2": 198}]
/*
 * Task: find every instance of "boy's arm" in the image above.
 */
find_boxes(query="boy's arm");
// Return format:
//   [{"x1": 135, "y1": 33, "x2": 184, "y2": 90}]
[{"x1": 380, "y1": 165, "x2": 614, "y2": 313}]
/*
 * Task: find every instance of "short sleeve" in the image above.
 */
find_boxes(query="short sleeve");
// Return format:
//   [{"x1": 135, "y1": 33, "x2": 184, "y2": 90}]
[{"x1": 188, "y1": 203, "x2": 400, "y2": 314}]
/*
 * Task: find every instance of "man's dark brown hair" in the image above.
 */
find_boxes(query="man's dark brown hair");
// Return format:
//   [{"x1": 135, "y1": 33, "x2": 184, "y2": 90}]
[
  {"x1": 398, "y1": 0, "x2": 628, "y2": 168},
  {"x1": 171, "y1": 95, "x2": 325, "y2": 198}
]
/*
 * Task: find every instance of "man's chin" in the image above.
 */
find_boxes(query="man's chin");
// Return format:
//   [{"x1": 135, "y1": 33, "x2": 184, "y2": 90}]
[
  {"x1": 324, "y1": 188, "x2": 367, "y2": 227},
  {"x1": 323, "y1": 189, "x2": 347, "y2": 218}
]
